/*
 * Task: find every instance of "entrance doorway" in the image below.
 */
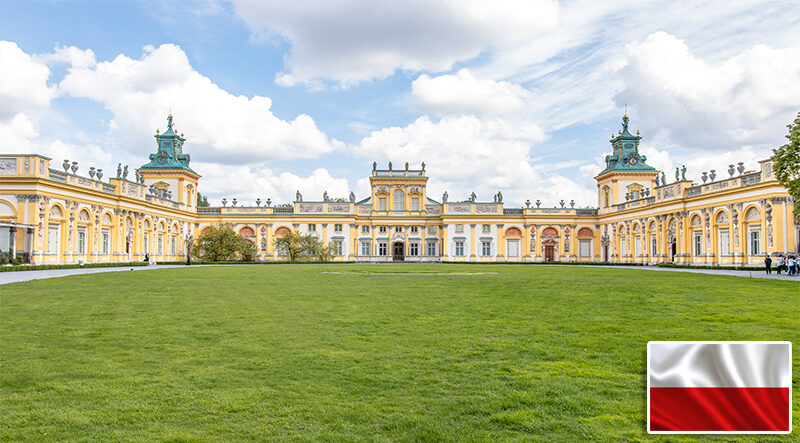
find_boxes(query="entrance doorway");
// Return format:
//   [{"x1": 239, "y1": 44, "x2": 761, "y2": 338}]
[
  {"x1": 544, "y1": 244, "x2": 556, "y2": 262},
  {"x1": 393, "y1": 242, "x2": 405, "y2": 261},
  {"x1": 670, "y1": 240, "x2": 677, "y2": 262}
]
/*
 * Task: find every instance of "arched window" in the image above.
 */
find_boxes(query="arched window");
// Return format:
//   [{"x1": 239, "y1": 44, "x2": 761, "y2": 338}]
[
  {"x1": 239, "y1": 227, "x2": 256, "y2": 243},
  {"x1": 603, "y1": 187, "x2": 610, "y2": 207},
  {"x1": 393, "y1": 189, "x2": 404, "y2": 211},
  {"x1": 577, "y1": 228, "x2": 594, "y2": 238}
]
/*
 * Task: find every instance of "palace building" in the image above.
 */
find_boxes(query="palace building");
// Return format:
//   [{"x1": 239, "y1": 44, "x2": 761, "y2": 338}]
[{"x1": 1, "y1": 114, "x2": 797, "y2": 266}]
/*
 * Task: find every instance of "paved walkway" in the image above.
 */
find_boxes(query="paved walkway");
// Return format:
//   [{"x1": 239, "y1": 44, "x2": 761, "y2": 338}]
[
  {"x1": 547, "y1": 264, "x2": 799, "y2": 281},
  {"x1": 0, "y1": 263, "x2": 797, "y2": 286},
  {"x1": 0, "y1": 264, "x2": 201, "y2": 286}
]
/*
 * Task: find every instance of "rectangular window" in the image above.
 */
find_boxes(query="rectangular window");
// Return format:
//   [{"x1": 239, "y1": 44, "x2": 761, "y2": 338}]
[
  {"x1": 620, "y1": 238, "x2": 627, "y2": 256},
  {"x1": 334, "y1": 224, "x2": 342, "y2": 232},
  {"x1": 308, "y1": 223, "x2": 316, "y2": 232},
  {"x1": 411, "y1": 198, "x2": 419, "y2": 210},
  {"x1": 579, "y1": 239, "x2": 591, "y2": 258},
  {"x1": 749, "y1": 230, "x2": 760, "y2": 255},
  {"x1": 361, "y1": 241, "x2": 371, "y2": 256},
  {"x1": 481, "y1": 241, "x2": 491, "y2": 256},
  {"x1": 332, "y1": 240, "x2": 343, "y2": 256},
  {"x1": 102, "y1": 230, "x2": 110, "y2": 254},
  {"x1": 158, "y1": 234, "x2": 164, "y2": 255},
  {"x1": 361, "y1": 225, "x2": 369, "y2": 234},
  {"x1": 379, "y1": 198, "x2": 386, "y2": 210},
  {"x1": 379, "y1": 226, "x2": 387, "y2": 234},
  {"x1": 455, "y1": 224, "x2": 463, "y2": 233},
  {"x1": 693, "y1": 232, "x2": 702, "y2": 256},
  {"x1": 395, "y1": 226, "x2": 402, "y2": 233},
  {"x1": 427, "y1": 226, "x2": 436, "y2": 234},
  {"x1": 631, "y1": 190, "x2": 639, "y2": 200},
  {"x1": 378, "y1": 241, "x2": 388, "y2": 256},
  {"x1": 393, "y1": 192, "x2": 404, "y2": 211},
  {"x1": 482, "y1": 224, "x2": 490, "y2": 233},
  {"x1": 455, "y1": 241, "x2": 464, "y2": 256},
  {"x1": 650, "y1": 237, "x2": 657, "y2": 257},
  {"x1": 78, "y1": 231, "x2": 86, "y2": 254},
  {"x1": 410, "y1": 226, "x2": 418, "y2": 234},
  {"x1": 144, "y1": 233, "x2": 150, "y2": 254},
  {"x1": 719, "y1": 229, "x2": 730, "y2": 255},
  {"x1": 426, "y1": 241, "x2": 437, "y2": 256},
  {"x1": 635, "y1": 236, "x2": 641, "y2": 256},
  {"x1": 171, "y1": 235, "x2": 177, "y2": 255},
  {"x1": 409, "y1": 242, "x2": 419, "y2": 256},
  {"x1": 47, "y1": 224, "x2": 59, "y2": 254}
]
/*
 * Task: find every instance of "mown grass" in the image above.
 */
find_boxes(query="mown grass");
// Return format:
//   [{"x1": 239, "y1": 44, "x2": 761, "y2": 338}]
[{"x1": 1, "y1": 264, "x2": 797, "y2": 441}]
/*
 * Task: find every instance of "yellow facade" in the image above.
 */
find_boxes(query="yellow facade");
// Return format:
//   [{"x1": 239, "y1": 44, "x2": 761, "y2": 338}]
[{"x1": 0, "y1": 117, "x2": 796, "y2": 266}]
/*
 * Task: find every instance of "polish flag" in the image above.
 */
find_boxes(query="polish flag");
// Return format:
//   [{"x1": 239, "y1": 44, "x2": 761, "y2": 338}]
[{"x1": 648, "y1": 341, "x2": 792, "y2": 434}]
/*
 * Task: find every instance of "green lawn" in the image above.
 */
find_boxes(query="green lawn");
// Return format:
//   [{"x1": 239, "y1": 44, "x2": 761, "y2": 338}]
[{"x1": 1, "y1": 265, "x2": 797, "y2": 441}]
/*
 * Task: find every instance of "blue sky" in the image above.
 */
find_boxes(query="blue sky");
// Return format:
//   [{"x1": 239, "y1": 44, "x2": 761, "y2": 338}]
[{"x1": 1, "y1": 0, "x2": 799, "y2": 206}]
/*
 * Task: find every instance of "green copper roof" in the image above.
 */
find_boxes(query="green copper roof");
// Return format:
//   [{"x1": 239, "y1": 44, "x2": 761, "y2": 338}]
[
  {"x1": 139, "y1": 114, "x2": 197, "y2": 173},
  {"x1": 596, "y1": 115, "x2": 656, "y2": 176}
]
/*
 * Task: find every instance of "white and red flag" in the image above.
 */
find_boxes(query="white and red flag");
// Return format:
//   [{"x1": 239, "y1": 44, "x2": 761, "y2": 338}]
[{"x1": 647, "y1": 341, "x2": 791, "y2": 434}]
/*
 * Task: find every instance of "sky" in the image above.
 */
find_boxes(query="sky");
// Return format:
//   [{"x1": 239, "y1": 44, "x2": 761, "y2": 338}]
[{"x1": 1, "y1": 0, "x2": 799, "y2": 207}]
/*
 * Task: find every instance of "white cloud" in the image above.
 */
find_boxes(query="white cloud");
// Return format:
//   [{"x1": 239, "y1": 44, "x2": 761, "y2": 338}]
[
  {"x1": 193, "y1": 162, "x2": 351, "y2": 205},
  {"x1": 0, "y1": 113, "x2": 112, "y2": 171},
  {"x1": 412, "y1": 69, "x2": 533, "y2": 115},
  {"x1": 615, "y1": 32, "x2": 800, "y2": 150},
  {"x1": 37, "y1": 45, "x2": 97, "y2": 69},
  {"x1": 232, "y1": 0, "x2": 559, "y2": 87},
  {"x1": 353, "y1": 115, "x2": 594, "y2": 206},
  {"x1": 0, "y1": 41, "x2": 55, "y2": 120},
  {"x1": 56, "y1": 43, "x2": 341, "y2": 164}
]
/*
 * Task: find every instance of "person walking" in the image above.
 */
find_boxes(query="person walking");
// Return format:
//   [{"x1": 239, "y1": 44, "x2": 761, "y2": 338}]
[
  {"x1": 764, "y1": 254, "x2": 772, "y2": 274},
  {"x1": 143, "y1": 252, "x2": 150, "y2": 265},
  {"x1": 788, "y1": 255, "x2": 796, "y2": 276},
  {"x1": 776, "y1": 255, "x2": 785, "y2": 275}
]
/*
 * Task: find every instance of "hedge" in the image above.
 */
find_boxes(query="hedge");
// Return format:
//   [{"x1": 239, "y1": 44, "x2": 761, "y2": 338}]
[{"x1": 0, "y1": 261, "x2": 149, "y2": 273}]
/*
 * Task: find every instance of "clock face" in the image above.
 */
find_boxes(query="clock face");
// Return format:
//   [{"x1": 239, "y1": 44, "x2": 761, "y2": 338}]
[{"x1": 629, "y1": 156, "x2": 638, "y2": 165}]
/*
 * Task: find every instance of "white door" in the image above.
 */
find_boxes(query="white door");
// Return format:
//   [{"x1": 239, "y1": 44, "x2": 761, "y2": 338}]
[
  {"x1": 506, "y1": 239, "x2": 520, "y2": 257},
  {"x1": 719, "y1": 230, "x2": 729, "y2": 255}
]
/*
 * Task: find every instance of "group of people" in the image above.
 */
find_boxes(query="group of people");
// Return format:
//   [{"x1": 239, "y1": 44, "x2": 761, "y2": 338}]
[{"x1": 764, "y1": 254, "x2": 798, "y2": 276}]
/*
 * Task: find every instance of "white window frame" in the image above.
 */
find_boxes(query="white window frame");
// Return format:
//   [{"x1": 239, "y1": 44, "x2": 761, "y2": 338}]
[
  {"x1": 102, "y1": 229, "x2": 110, "y2": 255},
  {"x1": 482, "y1": 224, "x2": 490, "y2": 233},
  {"x1": 47, "y1": 224, "x2": 60, "y2": 254},
  {"x1": 78, "y1": 230, "x2": 86, "y2": 255},
  {"x1": 411, "y1": 198, "x2": 419, "y2": 211},
  {"x1": 455, "y1": 224, "x2": 463, "y2": 233},
  {"x1": 455, "y1": 241, "x2": 465, "y2": 256},
  {"x1": 749, "y1": 228, "x2": 760, "y2": 256},
  {"x1": 426, "y1": 241, "x2": 437, "y2": 256},
  {"x1": 360, "y1": 241, "x2": 371, "y2": 256},
  {"x1": 393, "y1": 190, "x2": 404, "y2": 211},
  {"x1": 308, "y1": 223, "x2": 316, "y2": 232},
  {"x1": 693, "y1": 231, "x2": 702, "y2": 256},
  {"x1": 332, "y1": 240, "x2": 343, "y2": 256},
  {"x1": 427, "y1": 226, "x2": 436, "y2": 234},
  {"x1": 379, "y1": 198, "x2": 387, "y2": 210},
  {"x1": 481, "y1": 241, "x2": 491, "y2": 256},
  {"x1": 409, "y1": 242, "x2": 419, "y2": 256},
  {"x1": 378, "y1": 241, "x2": 388, "y2": 256}
]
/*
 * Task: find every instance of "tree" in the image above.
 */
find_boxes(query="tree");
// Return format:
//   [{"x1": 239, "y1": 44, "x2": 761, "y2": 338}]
[
  {"x1": 193, "y1": 224, "x2": 255, "y2": 261},
  {"x1": 772, "y1": 112, "x2": 800, "y2": 218},
  {"x1": 196, "y1": 193, "x2": 210, "y2": 207},
  {"x1": 274, "y1": 231, "x2": 332, "y2": 262}
]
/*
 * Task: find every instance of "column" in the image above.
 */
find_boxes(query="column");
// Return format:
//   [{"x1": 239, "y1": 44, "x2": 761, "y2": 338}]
[
  {"x1": 469, "y1": 224, "x2": 476, "y2": 259},
  {"x1": 441, "y1": 224, "x2": 448, "y2": 256},
  {"x1": 496, "y1": 224, "x2": 505, "y2": 259},
  {"x1": 8, "y1": 226, "x2": 16, "y2": 260}
]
